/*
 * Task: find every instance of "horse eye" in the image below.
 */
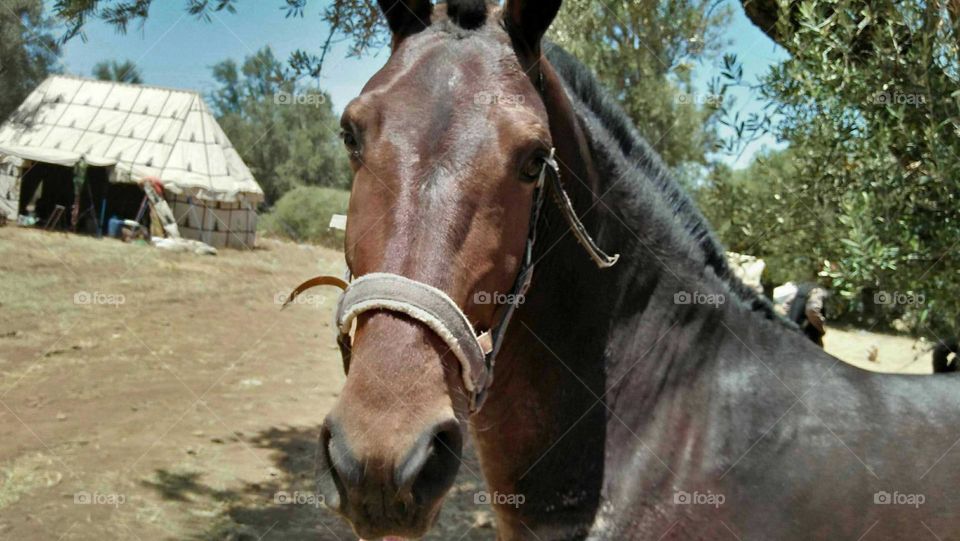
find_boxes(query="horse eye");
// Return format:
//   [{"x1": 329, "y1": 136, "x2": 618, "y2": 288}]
[
  {"x1": 520, "y1": 158, "x2": 545, "y2": 182},
  {"x1": 341, "y1": 131, "x2": 360, "y2": 156}
]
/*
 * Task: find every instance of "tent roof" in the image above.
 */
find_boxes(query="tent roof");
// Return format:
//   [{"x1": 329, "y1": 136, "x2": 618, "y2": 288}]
[{"x1": 0, "y1": 75, "x2": 263, "y2": 203}]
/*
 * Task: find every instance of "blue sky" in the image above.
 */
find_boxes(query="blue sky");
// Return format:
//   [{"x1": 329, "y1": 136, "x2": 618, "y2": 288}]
[{"x1": 58, "y1": 0, "x2": 786, "y2": 169}]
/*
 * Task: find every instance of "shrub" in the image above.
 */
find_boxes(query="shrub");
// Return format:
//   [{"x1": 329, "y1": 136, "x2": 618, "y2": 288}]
[
  {"x1": 258, "y1": 186, "x2": 350, "y2": 250},
  {"x1": 706, "y1": 1, "x2": 960, "y2": 337}
]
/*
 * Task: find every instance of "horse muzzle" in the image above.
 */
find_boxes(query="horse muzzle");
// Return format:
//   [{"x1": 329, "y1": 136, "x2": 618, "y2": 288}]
[{"x1": 316, "y1": 413, "x2": 463, "y2": 539}]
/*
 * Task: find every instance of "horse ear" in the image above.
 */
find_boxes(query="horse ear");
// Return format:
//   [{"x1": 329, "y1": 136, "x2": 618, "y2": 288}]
[
  {"x1": 378, "y1": 0, "x2": 433, "y2": 43},
  {"x1": 502, "y1": 0, "x2": 562, "y2": 53}
]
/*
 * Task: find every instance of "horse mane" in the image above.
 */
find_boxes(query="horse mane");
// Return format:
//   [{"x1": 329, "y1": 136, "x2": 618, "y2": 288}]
[{"x1": 544, "y1": 43, "x2": 785, "y2": 322}]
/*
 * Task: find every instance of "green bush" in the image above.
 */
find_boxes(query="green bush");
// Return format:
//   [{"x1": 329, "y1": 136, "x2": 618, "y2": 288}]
[
  {"x1": 258, "y1": 186, "x2": 350, "y2": 250},
  {"x1": 704, "y1": 1, "x2": 960, "y2": 337}
]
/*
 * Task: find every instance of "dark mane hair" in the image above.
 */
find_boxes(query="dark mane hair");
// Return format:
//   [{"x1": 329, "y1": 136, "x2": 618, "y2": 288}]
[{"x1": 544, "y1": 43, "x2": 784, "y2": 322}]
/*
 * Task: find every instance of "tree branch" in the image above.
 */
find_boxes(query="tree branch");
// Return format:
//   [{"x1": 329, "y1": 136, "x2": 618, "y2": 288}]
[{"x1": 740, "y1": 0, "x2": 785, "y2": 44}]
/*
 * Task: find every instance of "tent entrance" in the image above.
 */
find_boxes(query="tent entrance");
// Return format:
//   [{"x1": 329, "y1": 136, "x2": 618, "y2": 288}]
[
  {"x1": 76, "y1": 168, "x2": 150, "y2": 237},
  {"x1": 18, "y1": 162, "x2": 74, "y2": 230},
  {"x1": 76, "y1": 166, "x2": 108, "y2": 235}
]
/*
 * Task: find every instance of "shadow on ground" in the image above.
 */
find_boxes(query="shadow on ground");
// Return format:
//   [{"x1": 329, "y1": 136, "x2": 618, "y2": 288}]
[{"x1": 142, "y1": 426, "x2": 496, "y2": 540}]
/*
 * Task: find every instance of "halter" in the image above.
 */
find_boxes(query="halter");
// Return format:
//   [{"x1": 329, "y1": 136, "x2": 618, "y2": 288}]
[{"x1": 283, "y1": 149, "x2": 618, "y2": 413}]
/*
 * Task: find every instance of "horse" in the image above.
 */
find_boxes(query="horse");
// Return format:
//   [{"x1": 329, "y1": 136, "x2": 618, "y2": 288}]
[{"x1": 308, "y1": 1, "x2": 960, "y2": 538}]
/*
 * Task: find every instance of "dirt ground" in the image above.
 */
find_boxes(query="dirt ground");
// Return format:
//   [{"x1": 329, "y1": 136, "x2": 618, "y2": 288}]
[
  {"x1": 0, "y1": 227, "x2": 936, "y2": 540},
  {"x1": 0, "y1": 227, "x2": 494, "y2": 540},
  {"x1": 824, "y1": 325, "x2": 934, "y2": 375}
]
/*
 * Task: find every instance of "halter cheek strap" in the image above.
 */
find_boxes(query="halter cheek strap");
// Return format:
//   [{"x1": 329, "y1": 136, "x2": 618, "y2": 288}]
[{"x1": 283, "y1": 148, "x2": 618, "y2": 412}]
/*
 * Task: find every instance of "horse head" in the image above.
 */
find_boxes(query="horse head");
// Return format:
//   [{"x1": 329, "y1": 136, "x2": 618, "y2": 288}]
[{"x1": 315, "y1": 1, "x2": 568, "y2": 537}]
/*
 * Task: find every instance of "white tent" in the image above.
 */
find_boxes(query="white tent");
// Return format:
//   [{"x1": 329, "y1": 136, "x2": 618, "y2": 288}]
[
  {"x1": 0, "y1": 155, "x2": 18, "y2": 220},
  {"x1": 0, "y1": 75, "x2": 263, "y2": 248}
]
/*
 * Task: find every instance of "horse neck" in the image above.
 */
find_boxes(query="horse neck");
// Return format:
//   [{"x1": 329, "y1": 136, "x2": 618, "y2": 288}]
[
  {"x1": 466, "y1": 61, "x2": 781, "y2": 536},
  {"x1": 467, "y1": 64, "x2": 650, "y2": 536},
  {"x1": 467, "y1": 213, "x2": 614, "y2": 538}
]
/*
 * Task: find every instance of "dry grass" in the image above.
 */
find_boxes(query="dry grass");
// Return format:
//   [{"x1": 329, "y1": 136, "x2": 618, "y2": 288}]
[
  {"x1": 0, "y1": 452, "x2": 63, "y2": 511},
  {"x1": 0, "y1": 227, "x2": 493, "y2": 540}
]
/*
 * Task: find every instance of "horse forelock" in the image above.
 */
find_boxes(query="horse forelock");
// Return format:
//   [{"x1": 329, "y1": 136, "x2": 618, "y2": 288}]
[{"x1": 445, "y1": 0, "x2": 490, "y2": 30}]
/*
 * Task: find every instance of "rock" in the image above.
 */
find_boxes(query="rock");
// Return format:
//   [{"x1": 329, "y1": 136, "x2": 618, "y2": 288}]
[
  {"x1": 892, "y1": 319, "x2": 910, "y2": 333},
  {"x1": 56, "y1": 412, "x2": 67, "y2": 421}
]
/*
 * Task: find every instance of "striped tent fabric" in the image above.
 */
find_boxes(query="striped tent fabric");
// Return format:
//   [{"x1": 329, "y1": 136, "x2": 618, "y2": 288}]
[{"x1": 0, "y1": 75, "x2": 264, "y2": 248}]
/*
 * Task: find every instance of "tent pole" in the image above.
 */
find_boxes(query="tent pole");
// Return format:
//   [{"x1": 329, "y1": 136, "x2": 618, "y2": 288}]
[
  {"x1": 99, "y1": 200, "x2": 107, "y2": 237},
  {"x1": 134, "y1": 194, "x2": 149, "y2": 224},
  {"x1": 86, "y1": 180, "x2": 100, "y2": 236}
]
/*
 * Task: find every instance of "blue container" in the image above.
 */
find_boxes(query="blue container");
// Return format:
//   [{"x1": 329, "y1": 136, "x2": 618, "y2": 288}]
[{"x1": 107, "y1": 216, "x2": 124, "y2": 238}]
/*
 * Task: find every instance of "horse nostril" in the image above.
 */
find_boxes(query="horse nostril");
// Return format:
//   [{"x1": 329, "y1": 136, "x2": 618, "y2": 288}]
[
  {"x1": 397, "y1": 419, "x2": 463, "y2": 505},
  {"x1": 316, "y1": 419, "x2": 357, "y2": 512}
]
